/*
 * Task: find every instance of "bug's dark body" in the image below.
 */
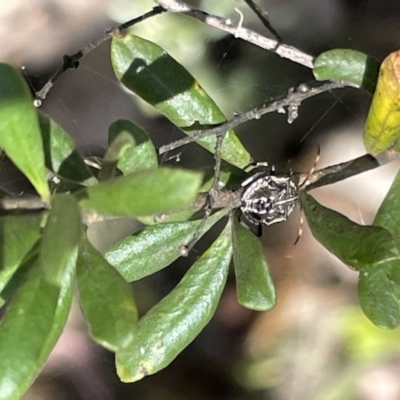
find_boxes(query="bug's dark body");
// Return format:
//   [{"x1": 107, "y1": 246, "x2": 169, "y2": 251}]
[{"x1": 240, "y1": 172, "x2": 298, "y2": 226}]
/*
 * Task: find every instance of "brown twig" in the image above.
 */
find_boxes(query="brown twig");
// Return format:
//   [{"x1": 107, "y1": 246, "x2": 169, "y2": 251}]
[
  {"x1": 2, "y1": 151, "x2": 397, "y2": 216},
  {"x1": 306, "y1": 150, "x2": 400, "y2": 191},
  {"x1": 155, "y1": 0, "x2": 314, "y2": 68},
  {"x1": 158, "y1": 81, "x2": 352, "y2": 155}
]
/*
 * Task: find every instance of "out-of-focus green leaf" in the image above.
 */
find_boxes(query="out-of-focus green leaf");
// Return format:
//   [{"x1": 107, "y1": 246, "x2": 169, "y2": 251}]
[
  {"x1": 116, "y1": 220, "x2": 233, "y2": 382},
  {"x1": 313, "y1": 49, "x2": 380, "y2": 93},
  {"x1": 0, "y1": 214, "x2": 43, "y2": 303},
  {"x1": 38, "y1": 113, "x2": 94, "y2": 185},
  {"x1": 111, "y1": 33, "x2": 251, "y2": 169},
  {"x1": 302, "y1": 193, "x2": 398, "y2": 271},
  {"x1": 105, "y1": 208, "x2": 228, "y2": 281},
  {"x1": 364, "y1": 51, "x2": 400, "y2": 155},
  {"x1": 79, "y1": 167, "x2": 202, "y2": 217},
  {"x1": 0, "y1": 63, "x2": 50, "y2": 201},
  {"x1": 340, "y1": 306, "x2": 400, "y2": 361},
  {"x1": 99, "y1": 131, "x2": 135, "y2": 181},
  {"x1": 0, "y1": 194, "x2": 80, "y2": 400},
  {"x1": 108, "y1": 119, "x2": 158, "y2": 175},
  {"x1": 200, "y1": 163, "x2": 247, "y2": 192},
  {"x1": 232, "y1": 218, "x2": 276, "y2": 311},
  {"x1": 77, "y1": 235, "x2": 138, "y2": 351}
]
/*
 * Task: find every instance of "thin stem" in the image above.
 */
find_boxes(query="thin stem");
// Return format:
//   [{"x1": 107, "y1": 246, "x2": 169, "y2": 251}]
[
  {"x1": 158, "y1": 81, "x2": 351, "y2": 155},
  {"x1": 305, "y1": 150, "x2": 400, "y2": 191},
  {"x1": 242, "y1": 0, "x2": 283, "y2": 42},
  {"x1": 34, "y1": 6, "x2": 166, "y2": 103},
  {"x1": 2, "y1": 152, "x2": 397, "y2": 215},
  {"x1": 180, "y1": 131, "x2": 227, "y2": 255}
]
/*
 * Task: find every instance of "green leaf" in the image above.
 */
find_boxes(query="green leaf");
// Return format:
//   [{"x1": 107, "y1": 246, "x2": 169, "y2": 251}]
[
  {"x1": 105, "y1": 208, "x2": 228, "y2": 281},
  {"x1": 38, "y1": 113, "x2": 93, "y2": 185},
  {"x1": 313, "y1": 49, "x2": 380, "y2": 93},
  {"x1": 232, "y1": 218, "x2": 276, "y2": 311},
  {"x1": 0, "y1": 214, "x2": 43, "y2": 304},
  {"x1": 116, "y1": 220, "x2": 233, "y2": 382},
  {"x1": 0, "y1": 63, "x2": 50, "y2": 201},
  {"x1": 108, "y1": 119, "x2": 158, "y2": 175},
  {"x1": 201, "y1": 163, "x2": 247, "y2": 191},
  {"x1": 79, "y1": 167, "x2": 203, "y2": 217},
  {"x1": 0, "y1": 194, "x2": 80, "y2": 400},
  {"x1": 358, "y1": 261, "x2": 400, "y2": 329},
  {"x1": 302, "y1": 193, "x2": 398, "y2": 271},
  {"x1": 111, "y1": 33, "x2": 251, "y2": 169},
  {"x1": 77, "y1": 235, "x2": 138, "y2": 351},
  {"x1": 364, "y1": 51, "x2": 400, "y2": 155}
]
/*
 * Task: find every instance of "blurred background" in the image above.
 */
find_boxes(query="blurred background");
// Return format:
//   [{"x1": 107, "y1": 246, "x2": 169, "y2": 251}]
[{"x1": 2, "y1": 0, "x2": 400, "y2": 399}]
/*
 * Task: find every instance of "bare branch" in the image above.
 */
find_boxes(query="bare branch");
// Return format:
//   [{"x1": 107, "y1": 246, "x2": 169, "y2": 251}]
[
  {"x1": 306, "y1": 150, "x2": 400, "y2": 191},
  {"x1": 2, "y1": 151, "x2": 397, "y2": 216},
  {"x1": 155, "y1": 0, "x2": 314, "y2": 68},
  {"x1": 34, "y1": 6, "x2": 166, "y2": 103},
  {"x1": 242, "y1": 0, "x2": 283, "y2": 42},
  {"x1": 158, "y1": 81, "x2": 352, "y2": 155},
  {"x1": 159, "y1": 152, "x2": 400, "y2": 216}
]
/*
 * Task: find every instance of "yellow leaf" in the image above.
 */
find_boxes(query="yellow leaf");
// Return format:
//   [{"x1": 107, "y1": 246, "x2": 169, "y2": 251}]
[{"x1": 364, "y1": 51, "x2": 400, "y2": 155}]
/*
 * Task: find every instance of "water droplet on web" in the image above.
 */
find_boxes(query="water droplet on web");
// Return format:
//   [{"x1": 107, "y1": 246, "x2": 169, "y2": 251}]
[
  {"x1": 298, "y1": 83, "x2": 309, "y2": 93},
  {"x1": 179, "y1": 245, "x2": 189, "y2": 257},
  {"x1": 287, "y1": 104, "x2": 299, "y2": 124}
]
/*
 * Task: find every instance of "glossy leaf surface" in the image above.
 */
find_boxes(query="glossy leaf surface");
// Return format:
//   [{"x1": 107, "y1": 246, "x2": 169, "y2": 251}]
[
  {"x1": 364, "y1": 51, "x2": 400, "y2": 155},
  {"x1": 80, "y1": 167, "x2": 202, "y2": 217},
  {"x1": 232, "y1": 218, "x2": 276, "y2": 311},
  {"x1": 116, "y1": 221, "x2": 233, "y2": 382},
  {"x1": 111, "y1": 33, "x2": 251, "y2": 169},
  {"x1": 0, "y1": 63, "x2": 50, "y2": 201},
  {"x1": 99, "y1": 130, "x2": 135, "y2": 181},
  {"x1": 313, "y1": 49, "x2": 380, "y2": 93},
  {"x1": 108, "y1": 119, "x2": 158, "y2": 175},
  {"x1": 77, "y1": 236, "x2": 138, "y2": 351},
  {"x1": 0, "y1": 195, "x2": 80, "y2": 400},
  {"x1": 106, "y1": 208, "x2": 228, "y2": 281}
]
